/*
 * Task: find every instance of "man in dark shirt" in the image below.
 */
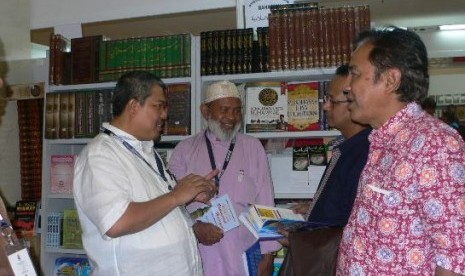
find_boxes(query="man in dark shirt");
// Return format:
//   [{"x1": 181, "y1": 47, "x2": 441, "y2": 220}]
[
  {"x1": 277, "y1": 65, "x2": 371, "y2": 275},
  {"x1": 287, "y1": 64, "x2": 371, "y2": 228}
]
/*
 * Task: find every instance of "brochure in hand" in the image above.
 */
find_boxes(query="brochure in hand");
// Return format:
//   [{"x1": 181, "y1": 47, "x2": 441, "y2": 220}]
[
  {"x1": 239, "y1": 204, "x2": 333, "y2": 240},
  {"x1": 190, "y1": 194, "x2": 240, "y2": 232}
]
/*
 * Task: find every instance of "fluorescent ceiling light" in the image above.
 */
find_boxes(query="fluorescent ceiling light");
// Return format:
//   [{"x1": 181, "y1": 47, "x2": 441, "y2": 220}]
[{"x1": 439, "y1": 24, "x2": 465, "y2": 31}]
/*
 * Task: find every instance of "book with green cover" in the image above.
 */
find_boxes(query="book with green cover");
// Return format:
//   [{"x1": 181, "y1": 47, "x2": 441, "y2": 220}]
[{"x1": 62, "y1": 209, "x2": 83, "y2": 249}]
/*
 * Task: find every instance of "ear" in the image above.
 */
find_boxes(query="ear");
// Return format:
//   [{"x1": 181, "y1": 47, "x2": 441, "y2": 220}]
[
  {"x1": 384, "y1": 68, "x2": 401, "y2": 94},
  {"x1": 127, "y1": 98, "x2": 140, "y2": 116},
  {"x1": 200, "y1": 103, "x2": 209, "y2": 119}
]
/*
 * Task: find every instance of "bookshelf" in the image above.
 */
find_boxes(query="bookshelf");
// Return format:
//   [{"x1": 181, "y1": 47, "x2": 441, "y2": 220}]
[
  {"x1": 40, "y1": 35, "x2": 198, "y2": 275},
  {"x1": 198, "y1": 58, "x2": 341, "y2": 199},
  {"x1": 40, "y1": 33, "x2": 342, "y2": 273}
]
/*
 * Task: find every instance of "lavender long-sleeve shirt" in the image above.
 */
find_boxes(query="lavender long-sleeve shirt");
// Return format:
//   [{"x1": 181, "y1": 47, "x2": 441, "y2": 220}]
[{"x1": 169, "y1": 129, "x2": 281, "y2": 276}]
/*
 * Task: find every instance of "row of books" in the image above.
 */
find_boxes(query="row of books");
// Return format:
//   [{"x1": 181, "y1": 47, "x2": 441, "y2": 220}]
[
  {"x1": 244, "y1": 80, "x2": 331, "y2": 133},
  {"x1": 46, "y1": 209, "x2": 83, "y2": 250},
  {"x1": 44, "y1": 89, "x2": 112, "y2": 139},
  {"x1": 17, "y1": 99, "x2": 43, "y2": 200},
  {"x1": 49, "y1": 33, "x2": 191, "y2": 85},
  {"x1": 200, "y1": 28, "x2": 255, "y2": 76},
  {"x1": 44, "y1": 83, "x2": 191, "y2": 139},
  {"x1": 199, "y1": 4, "x2": 370, "y2": 76},
  {"x1": 268, "y1": 4, "x2": 371, "y2": 71},
  {"x1": 99, "y1": 34, "x2": 191, "y2": 81}
]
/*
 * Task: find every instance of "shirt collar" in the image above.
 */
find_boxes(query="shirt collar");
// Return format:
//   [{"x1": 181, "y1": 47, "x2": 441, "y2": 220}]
[
  {"x1": 369, "y1": 102, "x2": 423, "y2": 145},
  {"x1": 102, "y1": 122, "x2": 154, "y2": 154},
  {"x1": 205, "y1": 128, "x2": 235, "y2": 146},
  {"x1": 338, "y1": 127, "x2": 372, "y2": 153}
]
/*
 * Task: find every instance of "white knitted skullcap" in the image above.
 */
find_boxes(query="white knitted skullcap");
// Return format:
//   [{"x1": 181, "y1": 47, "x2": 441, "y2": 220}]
[{"x1": 204, "y1": 80, "x2": 241, "y2": 103}]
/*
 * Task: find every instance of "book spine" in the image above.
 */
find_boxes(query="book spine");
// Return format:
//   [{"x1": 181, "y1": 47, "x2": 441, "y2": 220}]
[
  {"x1": 281, "y1": 11, "x2": 289, "y2": 71},
  {"x1": 268, "y1": 13, "x2": 278, "y2": 72},
  {"x1": 44, "y1": 93, "x2": 55, "y2": 139},
  {"x1": 49, "y1": 34, "x2": 56, "y2": 85},
  {"x1": 288, "y1": 10, "x2": 296, "y2": 70},
  {"x1": 334, "y1": 7, "x2": 343, "y2": 66},
  {"x1": 58, "y1": 92, "x2": 69, "y2": 138},
  {"x1": 347, "y1": 7, "x2": 356, "y2": 56},
  {"x1": 68, "y1": 92, "x2": 75, "y2": 138},
  {"x1": 328, "y1": 8, "x2": 337, "y2": 67},
  {"x1": 274, "y1": 12, "x2": 283, "y2": 71},
  {"x1": 200, "y1": 32, "x2": 207, "y2": 76},
  {"x1": 245, "y1": 29, "x2": 254, "y2": 74},
  {"x1": 294, "y1": 10, "x2": 302, "y2": 70},
  {"x1": 319, "y1": 8, "x2": 329, "y2": 68},
  {"x1": 224, "y1": 30, "x2": 233, "y2": 74},
  {"x1": 312, "y1": 9, "x2": 321, "y2": 68},
  {"x1": 74, "y1": 92, "x2": 87, "y2": 138}
]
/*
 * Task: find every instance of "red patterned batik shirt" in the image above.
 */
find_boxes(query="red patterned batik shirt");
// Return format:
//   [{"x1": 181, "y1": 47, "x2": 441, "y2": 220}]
[{"x1": 337, "y1": 103, "x2": 465, "y2": 275}]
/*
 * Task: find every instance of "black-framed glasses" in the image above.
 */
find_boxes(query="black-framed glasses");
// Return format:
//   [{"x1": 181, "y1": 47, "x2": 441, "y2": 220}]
[{"x1": 323, "y1": 95, "x2": 350, "y2": 106}]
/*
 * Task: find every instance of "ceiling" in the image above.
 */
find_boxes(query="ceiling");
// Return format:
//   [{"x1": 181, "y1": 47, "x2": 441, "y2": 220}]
[{"x1": 30, "y1": 0, "x2": 465, "y2": 47}]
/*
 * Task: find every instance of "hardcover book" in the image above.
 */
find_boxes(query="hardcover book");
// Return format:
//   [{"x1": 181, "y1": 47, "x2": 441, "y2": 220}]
[
  {"x1": 245, "y1": 82, "x2": 287, "y2": 133},
  {"x1": 242, "y1": 241, "x2": 263, "y2": 276},
  {"x1": 45, "y1": 93, "x2": 60, "y2": 139},
  {"x1": 239, "y1": 204, "x2": 332, "y2": 240},
  {"x1": 165, "y1": 83, "x2": 191, "y2": 136},
  {"x1": 71, "y1": 35, "x2": 103, "y2": 84},
  {"x1": 62, "y1": 209, "x2": 83, "y2": 249},
  {"x1": 13, "y1": 200, "x2": 38, "y2": 238},
  {"x1": 50, "y1": 155, "x2": 75, "y2": 194},
  {"x1": 50, "y1": 34, "x2": 71, "y2": 85},
  {"x1": 74, "y1": 91, "x2": 87, "y2": 138},
  {"x1": 287, "y1": 82, "x2": 320, "y2": 131},
  {"x1": 58, "y1": 92, "x2": 69, "y2": 139}
]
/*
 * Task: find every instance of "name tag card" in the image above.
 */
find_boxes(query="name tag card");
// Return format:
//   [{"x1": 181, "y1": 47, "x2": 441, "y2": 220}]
[{"x1": 1, "y1": 214, "x2": 37, "y2": 276}]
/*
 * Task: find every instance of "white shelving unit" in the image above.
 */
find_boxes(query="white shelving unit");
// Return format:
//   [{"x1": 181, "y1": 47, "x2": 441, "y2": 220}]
[
  {"x1": 40, "y1": 36, "x2": 198, "y2": 275},
  {"x1": 40, "y1": 34, "x2": 340, "y2": 274},
  {"x1": 197, "y1": 58, "x2": 340, "y2": 199}
]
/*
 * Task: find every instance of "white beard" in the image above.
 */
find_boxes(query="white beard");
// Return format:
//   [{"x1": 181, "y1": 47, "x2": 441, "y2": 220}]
[{"x1": 207, "y1": 118, "x2": 241, "y2": 141}]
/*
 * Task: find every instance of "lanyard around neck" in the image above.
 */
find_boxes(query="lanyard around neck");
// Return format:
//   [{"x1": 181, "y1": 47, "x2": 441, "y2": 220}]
[
  {"x1": 204, "y1": 130, "x2": 236, "y2": 185},
  {"x1": 103, "y1": 128, "x2": 172, "y2": 190}
]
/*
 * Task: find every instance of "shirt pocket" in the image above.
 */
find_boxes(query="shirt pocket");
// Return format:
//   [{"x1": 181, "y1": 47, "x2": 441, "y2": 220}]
[{"x1": 232, "y1": 174, "x2": 256, "y2": 210}]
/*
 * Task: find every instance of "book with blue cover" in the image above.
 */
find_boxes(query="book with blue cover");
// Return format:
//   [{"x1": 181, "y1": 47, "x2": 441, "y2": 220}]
[
  {"x1": 239, "y1": 204, "x2": 333, "y2": 240},
  {"x1": 242, "y1": 241, "x2": 263, "y2": 276},
  {"x1": 54, "y1": 256, "x2": 91, "y2": 276}
]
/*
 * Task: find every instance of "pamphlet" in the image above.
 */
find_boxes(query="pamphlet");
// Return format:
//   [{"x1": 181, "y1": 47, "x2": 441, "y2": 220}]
[{"x1": 190, "y1": 194, "x2": 240, "y2": 232}]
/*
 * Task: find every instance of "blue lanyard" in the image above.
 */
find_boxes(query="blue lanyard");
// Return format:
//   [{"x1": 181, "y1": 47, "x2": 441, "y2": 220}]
[
  {"x1": 103, "y1": 128, "x2": 173, "y2": 190},
  {"x1": 204, "y1": 130, "x2": 236, "y2": 185}
]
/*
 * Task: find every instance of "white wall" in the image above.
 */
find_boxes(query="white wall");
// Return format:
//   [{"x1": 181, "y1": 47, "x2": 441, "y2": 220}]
[
  {"x1": 430, "y1": 74, "x2": 465, "y2": 96},
  {"x1": 0, "y1": 1, "x2": 32, "y2": 207},
  {"x1": 31, "y1": 0, "x2": 236, "y2": 29}
]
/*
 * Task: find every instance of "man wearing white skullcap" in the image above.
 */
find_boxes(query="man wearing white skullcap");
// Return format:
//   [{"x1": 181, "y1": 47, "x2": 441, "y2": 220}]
[{"x1": 169, "y1": 80, "x2": 281, "y2": 275}]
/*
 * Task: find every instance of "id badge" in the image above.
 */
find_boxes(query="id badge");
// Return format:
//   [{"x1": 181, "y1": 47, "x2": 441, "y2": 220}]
[{"x1": 1, "y1": 214, "x2": 37, "y2": 276}]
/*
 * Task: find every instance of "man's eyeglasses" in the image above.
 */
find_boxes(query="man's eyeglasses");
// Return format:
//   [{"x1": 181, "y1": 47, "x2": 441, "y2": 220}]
[{"x1": 323, "y1": 95, "x2": 351, "y2": 106}]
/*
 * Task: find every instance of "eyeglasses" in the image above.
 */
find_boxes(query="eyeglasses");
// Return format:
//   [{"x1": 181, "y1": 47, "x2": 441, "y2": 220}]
[{"x1": 323, "y1": 95, "x2": 351, "y2": 106}]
